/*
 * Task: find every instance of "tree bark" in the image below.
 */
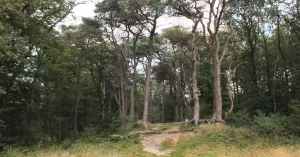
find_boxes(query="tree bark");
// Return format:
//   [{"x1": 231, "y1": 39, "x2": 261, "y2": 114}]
[
  {"x1": 161, "y1": 81, "x2": 166, "y2": 123},
  {"x1": 130, "y1": 80, "x2": 136, "y2": 118},
  {"x1": 249, "y1": 50, "x2": 258, "y2": 95},
  {"x1": 142, "y1": 16, "x2": 157, "y2": 127},
  {"x1": 204, "y1": 0, "x2": 232, "y2": 122},
  {"x1": 213, "y1": 55, "x2": 222, "y2": 121},
  {"x1": 130, "y1": 62, "x2": 138, "y2": 118},
  {"x1": 74, "y1": 75, "x2": 80, "y2": 138},
  {"x1": 191, "y1": 32, "x2": 200, "y2": 125},
  {"x1": 117, "y1": 53, "x2": 127, "y2": 117},
  {"x1": 143, "y1": 54, "x2": 152, "y2": 127},
  {"x1": 180, "y1": 63, "x2": 186, "y2": 120}
]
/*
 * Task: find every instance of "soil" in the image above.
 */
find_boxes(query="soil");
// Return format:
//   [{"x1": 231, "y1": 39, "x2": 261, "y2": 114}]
[{"x1": 141, "y1": 126, "x2": 182, "y2": 156}]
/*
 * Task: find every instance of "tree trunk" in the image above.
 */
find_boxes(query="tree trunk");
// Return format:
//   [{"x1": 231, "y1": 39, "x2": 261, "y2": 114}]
[
  {"x1": 161, "y1": 82, "x2": 166, "y2": 123},
  {"x1": 109, "y1": 93, "x2": 112, "y2": 117},
  {"x1": 130, "y1": 63, "x2": 137, "y2": 118},
  {"x1": 74, "y1": 75, "x2": 80, "y2": 138},
  {"x1": 191, "y1": 33, "x2": 200, "y2": 125},
  {"x1": 180, "y1": 64, "x2": 186, "y2": 120},
  {"x1": 249, "y1": 50, "x2": 258, "y2": 95},
  {"x1": 213, "y1": 55, "x2": 222, "y2": 121},
  {"x1": 142, "y1": 18, "x2": 157, "y2": 127},
  {"x1": 118, "y1": 53, "x2": 126, "y2": 117},
  {"x1": 143, "y1": 54, "x2": 152, "y2": 127},
  {"x1": 173, "y1": 66, "x2": 179, "y2": 121}
]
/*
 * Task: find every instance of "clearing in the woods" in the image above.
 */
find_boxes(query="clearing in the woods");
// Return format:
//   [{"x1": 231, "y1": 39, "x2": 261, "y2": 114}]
[{"x1": 2, "y1": 123, "x2": 300, "y2": 157}]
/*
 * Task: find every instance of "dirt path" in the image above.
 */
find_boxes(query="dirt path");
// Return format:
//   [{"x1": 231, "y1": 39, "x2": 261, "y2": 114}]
[{"x1": 141, "y1": 126, "x2": 182, "y2": 156}]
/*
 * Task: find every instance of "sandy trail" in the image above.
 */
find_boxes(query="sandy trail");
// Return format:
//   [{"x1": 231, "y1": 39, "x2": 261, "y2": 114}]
[{"x1": 142, "y1": 126, "x2": 181, "y2": 156}]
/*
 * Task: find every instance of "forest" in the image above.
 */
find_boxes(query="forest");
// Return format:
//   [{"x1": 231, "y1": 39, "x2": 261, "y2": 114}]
[{"x1": 1, "y1": 0, "x2": 300, "y2": 156}]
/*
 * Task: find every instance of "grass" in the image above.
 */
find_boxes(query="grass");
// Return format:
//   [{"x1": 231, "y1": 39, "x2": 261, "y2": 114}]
[
  {"x1": 1, "y1": 136, "x2": 156, "y2": 157},
  {"x1": 1, "y1": 125, "x2": 300, "y2": 157},
  {"x1": 170, "y1": 125, "x2": 300, "y2": 157},
  {"x1": 160, "y1": 138, "x2": 174, "y2": 151}
]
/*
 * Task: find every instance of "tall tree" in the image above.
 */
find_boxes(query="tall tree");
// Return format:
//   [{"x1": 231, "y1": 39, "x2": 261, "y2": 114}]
[
  {"x1": 201, "y1": 0, "x2": 233, "y2": 122},
  {"x1": 170, "y1": 0, "x2": 204, "y2": 125}
]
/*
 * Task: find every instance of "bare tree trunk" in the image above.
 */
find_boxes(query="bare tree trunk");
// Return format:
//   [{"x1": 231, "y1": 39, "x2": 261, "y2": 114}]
[
  {"x1": 109, "y1": 93, "x2": 112, "y2": 116},
  {"x1": 130, "y1": 81, "x2": 135, "y2": 118},
  {"x1": 192, "y1": 33, "x2": 200, "y2": 125},
  {"x1": 161, "y1": 82, "x2": 166, "y2": 123},
  {"x1": 180, "y1": 64, "x2": 186, "y2": 120},
  {"x1": 142, "y1": 17, "x2": 157, "y2": 127},
  {"x1": 227, "y1": 70, "x2": 234, "y2": 113},
  {"x1": 213, "y1": 55, "x2": 222, "y2": 121},
  {"x1": 249, "y1": 50, "x2": 259, "y2": 95},
  {"x1": 118, "y1": 89, "x2": 122, "y2": 116},
  {"x1": 172, "y1": 51, "x2": 180, "y2": 122},
  {"x1": 118, "y1": 53, "x2": 126, "y2": 117},
  {"x1": 74, "y1": 75, "x2": 80, "y2": 138},
  {"x1": 272, "y1": 64, "x2": 277, "y2": 113},
  {"x1": 101, "y1": 82, "x2": 106, "y2": 120},
  {"x1": 136, "y1": 98, "x2": 139, "y2": 119},
  {"x1": 130, "y1": 60, "x2": 138, "y2": 118},
  {"x1": 143, "y1": 54, "x2": 152, "y2": 127},
  {"x1": 102, "y1": 103, "x2": 105, "y2": 120},
  {"x1": 149, "y1": 80, "x2": 153, "y2": 108}
]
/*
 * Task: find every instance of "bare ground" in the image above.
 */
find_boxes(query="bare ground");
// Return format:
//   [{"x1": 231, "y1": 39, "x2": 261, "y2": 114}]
[{"x1": 141, "y1": 125, "x2": 182, "y2": 156}]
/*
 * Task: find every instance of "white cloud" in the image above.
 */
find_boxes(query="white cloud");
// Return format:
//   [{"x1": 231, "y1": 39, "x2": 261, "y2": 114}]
[{"x1": 61, "y1": 0, "x2": 97, "y2": 26}]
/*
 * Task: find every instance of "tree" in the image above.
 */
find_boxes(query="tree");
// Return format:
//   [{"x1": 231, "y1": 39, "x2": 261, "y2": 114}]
[
  {"x1": 124, "y1": 0, "x2": 166, "y2": 127},
  {"x1": 200, "y1": 0, "x2": 233, "y2": 122},
  {"x1": 169, "y1": 0, "x2": 204, "y2": 125}
]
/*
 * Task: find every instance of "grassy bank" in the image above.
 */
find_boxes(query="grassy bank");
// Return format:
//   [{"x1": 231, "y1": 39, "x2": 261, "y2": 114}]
[{"x1": 1, "y1": 125, "x2": 300, "y2": 157}]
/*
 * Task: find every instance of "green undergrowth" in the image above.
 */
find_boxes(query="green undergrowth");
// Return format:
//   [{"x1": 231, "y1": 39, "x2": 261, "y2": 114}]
[
  {"x1": 170, "y1": 125, "x2": 300, "y2": 157},
  {"x1": 1, "y1": 125, "x2": 300, "y2": 157},
  {"x1": 0, "y1": 135, "x2": 155, "y2": 157}
]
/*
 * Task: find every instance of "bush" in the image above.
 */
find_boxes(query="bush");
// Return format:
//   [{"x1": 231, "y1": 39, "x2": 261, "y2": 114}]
[
  {"x1": 225, "y1": 110, "x2": 252, "y2": 127},
  {"x1": 252, "y1": 111, "x2": 286, "y2": 136},
  {"x1": 285, "y1": 100, "x2": 300, "y2": 135}
]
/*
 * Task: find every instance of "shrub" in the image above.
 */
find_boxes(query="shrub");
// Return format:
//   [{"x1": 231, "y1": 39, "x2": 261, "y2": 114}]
[
  {"x1": 252, "y1": 111, "x2": 286, "y2": 136},
  {"x1": 287, "y1": 99, "x2": 300, "y2": 135},
  {"x1": 225, "y1": 110, "x2": 252, "y2": 127}
]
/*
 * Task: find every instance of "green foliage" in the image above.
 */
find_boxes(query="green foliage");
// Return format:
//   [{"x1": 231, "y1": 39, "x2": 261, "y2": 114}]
[
  {"x1": 225, "y1": 110, "x2": 252, "y2": 127},
  {"x1": 2, "y1": 0, "x2": 300, "y2": 151},
  {"x1": 1, "y1": 147, "x2": 24, "y2": 157},
  {"x1": 252, "y1": 111, "x2": 286, "y2": 136},
  {"x1": 286, "y1": 100, "x2": 300, "y2": 135}
]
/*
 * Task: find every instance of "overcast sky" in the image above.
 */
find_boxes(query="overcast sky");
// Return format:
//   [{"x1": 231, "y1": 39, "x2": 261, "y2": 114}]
[
  {"x1": 62, "y1": 0, "x2": 194, "y2": 32},
  {"x1": 62, "y1": 1, "x2": 96, "y2": 26}
]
